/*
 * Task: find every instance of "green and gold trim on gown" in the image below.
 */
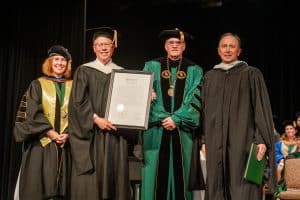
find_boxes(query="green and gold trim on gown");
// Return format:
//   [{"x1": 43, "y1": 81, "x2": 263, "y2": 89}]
[{"x1": 141, "y1": 57, "x2": 203, "y2": 200}]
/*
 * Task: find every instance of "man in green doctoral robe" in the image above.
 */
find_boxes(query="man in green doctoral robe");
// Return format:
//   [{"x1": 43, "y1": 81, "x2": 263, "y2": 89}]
[{"x1": 141, "y1": 28, "x2": 203, "y2": 200}]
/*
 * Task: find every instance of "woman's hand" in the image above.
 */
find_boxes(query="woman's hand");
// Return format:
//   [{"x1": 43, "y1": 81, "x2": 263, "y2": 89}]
[{"x1": 47, "y1": 130, "x2": 68, "y2": 144}]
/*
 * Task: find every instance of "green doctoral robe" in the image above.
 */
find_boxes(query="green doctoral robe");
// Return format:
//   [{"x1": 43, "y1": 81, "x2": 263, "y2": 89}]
[
  {"x1": 141, "y1": 57, "x2": 203, "y2": 200},
  {"x1": 68, "y1": 59, "x2": 131, "y2": 200}
]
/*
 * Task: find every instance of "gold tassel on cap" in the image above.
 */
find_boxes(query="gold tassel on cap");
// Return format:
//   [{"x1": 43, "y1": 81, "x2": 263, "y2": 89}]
[
  {"x1": 113, "y1": 29, "x2": 118, "y2": 48},
  {"x1": 175, "y1": 28, "x2": 184, "y2": 43},
  {"x1": 179, "y1": 30, "x2": 184, "y2": 43}
]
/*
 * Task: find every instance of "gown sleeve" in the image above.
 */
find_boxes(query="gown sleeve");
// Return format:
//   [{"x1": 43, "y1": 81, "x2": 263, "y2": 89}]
[
  {"x1": 14, "y1": 80, "x2": 52, "y2": 143},
  {"x1": 172, "y1": 65, "x2": 203, "y2": 131},
  {"x1": 250, "y1": 67, "x2": 277, "y2": 193},
  {"x1": 68, "y1": 66, "x2": 95, "y2": 175},
  {"x1": 143, "y1": 61, "x2": 170, "y2": 124}
]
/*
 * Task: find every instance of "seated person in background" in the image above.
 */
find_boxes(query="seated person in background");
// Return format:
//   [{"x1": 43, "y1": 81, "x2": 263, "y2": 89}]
[
  {"x1": 274, "y1": 134, "x2": 300, "y2": 199},
  {"x1": 275, "y1": 120, "x2": 297, "y2": 182},
  {"x1": 294, "y1": 111, "x2": 300, "y2": 134},
  {"x1": 286, "y1": 135, "x2": 300, "y2": 159}
]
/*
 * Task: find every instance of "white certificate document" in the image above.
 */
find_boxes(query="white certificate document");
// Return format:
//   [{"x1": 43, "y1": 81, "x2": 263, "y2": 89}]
[{"x1": 105, "y1": 69, "x2": 153, "y2": 130}]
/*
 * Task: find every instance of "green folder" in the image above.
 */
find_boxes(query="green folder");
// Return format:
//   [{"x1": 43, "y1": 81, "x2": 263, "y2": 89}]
[{"x1": 243, "y1": 143, "x2": 266, "y2": 185}]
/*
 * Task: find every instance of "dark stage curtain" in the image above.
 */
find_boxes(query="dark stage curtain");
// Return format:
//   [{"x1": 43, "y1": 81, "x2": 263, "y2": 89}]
[
  {"x1": 1, "y1": 0, "x2": 299, "y2": 199},
  {"x1": 0, "y1": 0, "x2": 84, "y2": 199}
]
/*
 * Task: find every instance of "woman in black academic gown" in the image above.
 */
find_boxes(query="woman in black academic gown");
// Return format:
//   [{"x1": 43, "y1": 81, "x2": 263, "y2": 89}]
[{"x1": 13, "y1": 45, "x2": 72, "y2": 200}]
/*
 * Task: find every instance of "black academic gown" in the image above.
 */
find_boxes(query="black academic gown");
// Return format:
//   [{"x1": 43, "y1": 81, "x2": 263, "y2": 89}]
[
  {"x1": 14, "y1": 78, "x2": 71, "y2": 200},
  {"x1": 201, "y1": 62, "x2": 277, "y2": 200},
  {"x1": 68, "y1": 64, "x2": 131, "y2": 200}
]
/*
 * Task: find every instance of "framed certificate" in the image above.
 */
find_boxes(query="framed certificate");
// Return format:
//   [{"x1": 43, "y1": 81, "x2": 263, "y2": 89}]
[{"x1": 105, "y1": 69, "x2": 154, "y2": 130}]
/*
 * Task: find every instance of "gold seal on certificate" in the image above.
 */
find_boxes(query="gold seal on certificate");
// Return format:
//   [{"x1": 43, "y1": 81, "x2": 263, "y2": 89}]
[{"x1": 116, "y1": 103, "x2": 126, "y2": 119}]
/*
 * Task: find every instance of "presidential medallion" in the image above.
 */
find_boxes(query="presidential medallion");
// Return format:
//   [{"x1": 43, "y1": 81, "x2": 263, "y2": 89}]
[{"x1": 168, "y1": 85, "x2": 174, "y2": 96}]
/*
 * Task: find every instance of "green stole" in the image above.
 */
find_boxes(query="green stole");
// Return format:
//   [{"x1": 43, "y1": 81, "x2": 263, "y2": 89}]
[{"x1": 38, "y1": 77, "x2": 72, "y2": 147}]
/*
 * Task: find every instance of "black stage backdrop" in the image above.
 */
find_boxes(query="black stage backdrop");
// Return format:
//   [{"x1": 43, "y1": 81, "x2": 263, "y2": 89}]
[{"x1": 1, "y1": 0, "x2": 299, "y2": 199}]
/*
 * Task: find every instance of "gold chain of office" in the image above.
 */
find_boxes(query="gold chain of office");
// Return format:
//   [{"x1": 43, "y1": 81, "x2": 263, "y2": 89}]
[{"x1": 161, "y1": 58, "x2": 186, "y2": 96}]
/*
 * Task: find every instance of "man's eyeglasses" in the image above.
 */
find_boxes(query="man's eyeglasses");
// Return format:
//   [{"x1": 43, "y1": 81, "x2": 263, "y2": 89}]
[
  {"x1": 166, "y1": 40, "x2": 183, "y2": 46},
  {"x1": 94, "y1": 42, "x2": 113, "y2": 48}
]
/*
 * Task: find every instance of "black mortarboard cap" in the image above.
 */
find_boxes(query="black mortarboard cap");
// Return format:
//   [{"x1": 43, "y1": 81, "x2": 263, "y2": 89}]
[
  {"x1": 92, "y1": 27, "x2": 118, "y2": 48},
  {"x1": 158, "y1": 28, "x2": 195, "y2": 43},
  {"x1": 48, "y1": 45, "x2": 72, "y2": 61}
]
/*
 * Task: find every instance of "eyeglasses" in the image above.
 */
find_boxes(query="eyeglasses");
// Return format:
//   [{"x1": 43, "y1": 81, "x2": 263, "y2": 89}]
[
  {"x1": 166, "y1": 40, "x2": 183, "y2": 46},
  {"x1": 219, "y1": 44, "x2": 238, "y2": 49},
  {"x1": 94, "y1": 42, "x2": 113, "y2": 48}
]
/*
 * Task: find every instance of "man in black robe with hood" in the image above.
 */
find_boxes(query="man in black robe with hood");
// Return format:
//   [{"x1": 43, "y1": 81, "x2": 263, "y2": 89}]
[
  {"x1": 199, "y1": 32, "x2": 277, "y2": 200},
  {"x1": 68, "y1": 27, "x2": 131, "y2": 200}
]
